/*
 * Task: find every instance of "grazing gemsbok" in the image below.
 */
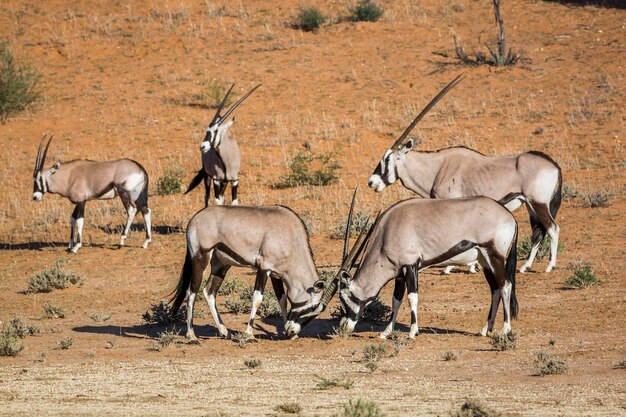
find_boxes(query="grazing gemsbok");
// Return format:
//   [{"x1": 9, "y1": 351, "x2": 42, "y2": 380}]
[
  {"x1": 338, "y1": 196, "x2": 519, "y2": 339},
  {"x1": 186, "y1": 84, "x2": 261, "y2": 207},
  {"x1": 31, "y1": 135, "x2": 151, "y2": 253},
  {"x1": 368, "y1": 75, "x2": 562, "y2": 273},
  {"x1": 170, "y1": 202, "x2": 364, "y2": 340}
]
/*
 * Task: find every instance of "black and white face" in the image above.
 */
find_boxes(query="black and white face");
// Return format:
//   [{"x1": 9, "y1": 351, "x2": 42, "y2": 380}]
[
  {"x1": 338, "y1": 286, "x2": 362, "y2": 335},
  {"x1": 200, "y1": 124, "x2": 220, "y2": 153},
  {"x1": 368, "y1": 149, "x2": 397, "y2": 192},
  {"x1": 32, "y1": 171, "x2": 45, "y2": 201},
  {"x1": 284, "y1": 280, "x2": 325, "y2": 337}
]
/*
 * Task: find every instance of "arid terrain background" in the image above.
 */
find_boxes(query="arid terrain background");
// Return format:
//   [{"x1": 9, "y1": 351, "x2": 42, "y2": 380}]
[{"x1": 0, "y1": 0, "x2": 624, "y2": 416}]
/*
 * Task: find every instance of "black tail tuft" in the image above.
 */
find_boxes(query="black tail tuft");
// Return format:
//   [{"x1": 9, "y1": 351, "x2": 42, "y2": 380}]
[
  {"x1": 550, "y1": 169, "x2": 562, "y2": 220},
  {"x1": 170, "y1": 247, "x2": 193, "y2": 317},
  {"x1": 185, "y1": 169, "x2": 207, "y2": 195},
  {"x1": 137, "y1": 174, "x2": 149, "y2": 210},
  {"x1": 506, "y1": 225, "x2": 519, "y2": 320}
]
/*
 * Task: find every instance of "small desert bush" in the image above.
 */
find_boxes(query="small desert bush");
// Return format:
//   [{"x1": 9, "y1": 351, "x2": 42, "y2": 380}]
[
  {"x1": 363, "y1": 342, "x2": 388, "y2": 362},
  {"x1": 218, "y1": 277, "x2": 246, "y2": 296},
  {"x1": 156, "y1": 167, "x2": 184, "y2": 195},
  {"x1": 315, "y1": 375, "x2": 354, "y2": 390},
  {"x1": 89, "y1": 311, "x2": 111, "y2": 322},
  {"x1": 150, "y1": 329, "x2": 177, "y2": 351},
  {"x1": 579, "y1": 189, "x2": 612, "y2": 208},
  {"x1": 143, "y1": 300, "x2": 186, "y2": 325},
  {"x1": 561, "y1": 183, "x2": 580, "y2": 201},
  {"x1": 517, "y1": 235, "x2": 563, "y2": 260},
  {"x1": 202, "y1": 79, "x2": 235, "y2": 109},
  {"x1": 7, "y1": 317, "x2": 39, "y2": 338},
  {"x1": 274, "y1": 402, "x2": 302, "y2": 414},
  {"x1": 340, "y1": 399, "x2": 384, "y2": 417},
  {"x1": 451, "y1": 399, "x2": 501, "y2": 417},
  {"x1": 490, "y1": 330, "x2": 518, "y2": 351},
  {"x1": 27, "y1": 258, "x2": 83, "y2": 293},
  {"x1": 0, "y1": 40, "x2": 42, "y2": 121},
  {"x1": 275, "y1": 150, "x2": 340, "y2": 188},
  {"x1": 564, "y1": 264, "x2": 599, "y2": 289},
  {"x1": 330, "y1": 211, "x2": 373, "y2": 240},
  {"x1": 244, "y1": 358, "x2": 262, "y2": 369},
  {"x1": 223, "y1": 286, "x2": 281, "y2": 318},
  {"x1": 43, "y1": 302, "x2": 66, "y2": 319},
  {"x1": 230, "y1": 331, "x2": 256, "y2": 348},
  {"x1": 348, "y1": 0, "x2": 384, "y2": 22},
  {"x1": 295, "y1": 6, "x2": 325, "y2": 32},
  {"x1": 534, "y1": 350, "x2": 567, "y2": 375},
  {"x1": 443, "y1": 351, "x2": 458, "y2": 361},
  {"x1": 331, "y1": 324, "x2": 352, "y2": 339},
  {"x1": 57, "y1": 336, "x2": 74, "y2": 350},
  {"x1": 0, "y1": 323, "x2": 24, "y2": 356}
]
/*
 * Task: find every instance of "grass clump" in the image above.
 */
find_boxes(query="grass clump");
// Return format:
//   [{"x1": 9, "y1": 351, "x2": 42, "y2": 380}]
[
  {"x1": 0, "y1": 324, "x2": 24, "y2": 356},
  {"x1": 490, "y1": 330, "x2": 518, "y2": 351},
  {"x1": 223, "y1": 286, "x2": 281, "y2": 318},
  {"x1": 218, "y1": 277, "x2": 246, "y2": 296},
  {"x1": 330, "y1": 211, "x2": 373, "y2": 240},
  {"x1": 348, "y1": 0, "x2": 384, "y2": 22},
  {"x1": 274, "y1": 402, "x2": 302, "y2": 414},
  {"x1": 7, "y1": 317, "x2": 39, "y2": 338},
  {"x1": 517, "y1": 235, "x2": 563, "y2": 261},
  {"x1": 534, "y1": 350, "x2": 567, "y2": 375},
  {"x1": 151, "y1": 329, "x2": 177, "y2": 351},
  {"x1": 57, "y1": 336, "x2": 74, "y2": 350},
  {"x1": 274, "y1": 150, "x2": 340, "y2": 188},
  {"x1": 340, "y1": 399, "x2": 384, "y2": 417},
  {"x1": 230, "y1": 331, "x2": 257, "y2": 348},
  {"x1": 43, "y1": 302, "x2": 66, "y2": 319},
  {"x1": 295, "y1": 7, "x2": 325, "y2": 32},
  {"x1": 564, "y1": 264, "x2": 599, "y2": 289},
  {"x1": 579, "y1": 189, "x2": 612, "y2": 208},
  {"x1": 315, "y1": 375, "x2": 354, "y2": 390},
  {"x1": 143, "y1": 300, "x2": 186, "y2": 325},
  {"x1": 331, "y1": 324, "x2": 352, "y2": 339},
  {"x1": 27, "y1": 258, "x2": 83, "y2": 294},
  {"x1": 156, "y1": 167, "x2": 184, "y2": 195},
  {"x1": 443, "y1": 351, "x2": 458, "y2": 361},
  {"x1": 244, "y1": 358, "x2": 262, "y2": 369},
  {"x1": 451, "y1": 399, "x2": 501, "y2": 417},
  {"x1": 89, "y1": 311, "x2": 111, "y2": 322},
  {"x1": 0, "y1": 40, "x2": 42, "y2": 122},
  {"x1": 363, "y1": 343, "x2": 388, "y2": 362}
]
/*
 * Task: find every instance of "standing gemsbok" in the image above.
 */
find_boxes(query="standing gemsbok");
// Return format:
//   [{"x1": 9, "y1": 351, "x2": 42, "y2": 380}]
[
  {"x1": 185, "y1": 84, "x2": 261, "y2": 207},
  {"x1": 338, "y1": 196, "x2": 519, "y2": 339},
  {"x1": 169, "y1": 202, "x2": 365, "y2": 340},
  {"x1": 368, "y1": 75, "x2": 562, "y2": 273},
  {"x1": 32, "y1": 135, "x2": 151, "y2": 253}
]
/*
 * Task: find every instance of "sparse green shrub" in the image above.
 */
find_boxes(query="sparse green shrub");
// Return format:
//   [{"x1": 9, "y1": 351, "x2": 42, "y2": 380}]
[
  {"x1": 0, "y1": 40, "x2": 42, "y2": 121},
  {"x1": 43, "y1": 302, "x2": 66, "y2": 319},
  {"x1": 57, "y1": 336, "x2": 74, "y2": 350},
  {"x1": 156, "y1": 167, "x2": 184, "y2": 195},
  {"x1": 223, "y1": 286, "x2": 281, "y2": 318},
  {"x1": 490, "y1": 330, "x2": 517, "y2": 351},
  {"x1": 7, "y1": 317, "x2": 39, "y2": 338},
  {"x1": 275, "y1": 151, "x2": 340, "y2": 188},
  {"x1": 330, "y1": 211, "x2": 373, "y2": 240},
  {"x1": 203, "y1": 79, "x2": 235, "y2": 109},
  {"x1": 564, "y1": 264, "x2": 599, "y2": 289},
  {"x1": 315, "y1": 375, "x2": 354, "y2": 390},
  {"x1": 451, "y1": 399, "x2": 501, "y2": 417},
  {"x1": 517, "y1": 235, "x2": 563, "y2": 261},
  {"x1": 561, "y1": 183, "x2": 580, "y2": 201},
  {"x1": 151, "y1": 329, "x2": 177, "y2": 351},
  {"x1": 244, "y1": 358, "x2": 262, "y2": 369},
  {"x1": 363, "y1": 343, "x2": 388, "y2": 362},
  {"x1": 89, "y1": 312, "x2": 111, "y2": 322},
  {"x1": 443, "y1": 351, "x2": 458, "y2": 361},
  {"x1": 218, "y1": 277, "x2": 246, "y2": 296},
  {"x1": 143, "y1": 300, "x2": 186, "y2": 325},
  {"x1": 348, "y1": 0, "x2": 384, "y2": 22},
  {"x1": 296, "y1": 7, "x2": 325, "y2": 32},
  {"x1": 388, "y1": 330, "x2": 407, "y2": 355},
  {"x1": 230, "y1": 331, "x2": 256, "y2": 348},
  {"x1": 27, "y1": 258, "x2": 83, "y2": 293},
  {"x1": 534, "y1": 350, "x2": 567, "y2": 375},
  {"x1": 579, "y1": 190, "x2": 612, "y2": 208},
  {"x1": 274, "y1": 402, "x2": 302, "y2": 414},
  {"x1": 0, "y1": 324, "x2": 24, "y2": 356},
  {"x1": 340, "y1": 399, "x2": 384, "y2": 417}
]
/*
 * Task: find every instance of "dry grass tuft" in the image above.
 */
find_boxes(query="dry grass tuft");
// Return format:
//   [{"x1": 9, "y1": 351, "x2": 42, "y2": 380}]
[{"x1": 490, "y1": 331, "x2": 518, "y2": 351}]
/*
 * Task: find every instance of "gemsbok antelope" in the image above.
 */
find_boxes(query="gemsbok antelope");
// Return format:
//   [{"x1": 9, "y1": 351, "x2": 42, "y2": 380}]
[
  {"x1": 338, "y1": 196, "x2": 519, "y2": 339},
  {"x1": 368, "y1": 75, "x2": 562, "y2": 273},
  {"x1": 31, "y1": 135, "x2": 151, "y2": 253},
  {"x1": 186, "y1": 84, "x2": 261, "y2": 207},
  {"x1": 169, "y1": 202, "x2": 364, "y2": 340}
]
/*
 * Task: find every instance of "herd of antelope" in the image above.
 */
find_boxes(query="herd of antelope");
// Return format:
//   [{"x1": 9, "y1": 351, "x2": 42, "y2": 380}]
[{"x1": 31, "y1": 75, "x2": 563, "y2": 341}]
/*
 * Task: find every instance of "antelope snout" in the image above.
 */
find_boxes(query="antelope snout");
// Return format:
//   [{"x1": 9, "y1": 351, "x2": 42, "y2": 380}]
[
  {"x1": 32, "y1": 192, "x2": 42, "y2": 201},
  {"x1": 284, "y1": 321, "x2": 301, "y2": 337},
  {"x1": 367, "y1": 174, "x2": 385, "y2": 192},
  {"x1": 199, "y1": 142, "x2": 211, "y2": 153}
]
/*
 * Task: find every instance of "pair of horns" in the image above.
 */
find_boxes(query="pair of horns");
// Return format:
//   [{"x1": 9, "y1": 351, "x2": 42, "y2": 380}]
[
  {"x1": 34, "y1": 134, "x2": 53, "y2": 176},
  {"x1": 320, "y1": 189, "x2": 379, "y2": 309},
  {"x1": 390, "y1": 73, "x2": 465, "y2": 151},
  {"x1": 209, "y1": 84, "x2": 262, "y2": 127}
]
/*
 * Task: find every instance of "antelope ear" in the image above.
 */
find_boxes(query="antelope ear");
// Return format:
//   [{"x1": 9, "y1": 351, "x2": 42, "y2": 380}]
[
  {"x1": 221, "y1": 120, "x2": 234, "y2": 131},
  {"x1": 339, "y1": 270, "x2": 352, "y2": 285},
  {"x1": 399, "y1": 138, "x2": 414, "y2": 155},
  {"x1": 50, "y1": 162, "x2": 61, "y2": 172},
  {"x1": 313, "y1": 280, "x2": 325, "y2": 292}
]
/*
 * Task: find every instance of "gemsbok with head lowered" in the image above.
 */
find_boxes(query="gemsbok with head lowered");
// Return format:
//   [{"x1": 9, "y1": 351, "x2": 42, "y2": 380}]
[
  {"x1": 368, "y1": 75, "x2": 562, "y2": 273},
  {"x1": 338, "y1": 196, "x2": 519, "y2": 339},
  {"x1": 185, "y1": 84, "x2": 261, "y2": 207},
  {"x1": 169, "y1": 202, "x2": 364, "y2": 341},
  {"x1": 32, "y1": 135, "x2": 151, "y2": 253}
]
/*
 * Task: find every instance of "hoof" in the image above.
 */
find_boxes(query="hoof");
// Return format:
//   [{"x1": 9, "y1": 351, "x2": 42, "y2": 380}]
[{"x1": 142, "y1": 241, "x2": 151, "y2": 249}]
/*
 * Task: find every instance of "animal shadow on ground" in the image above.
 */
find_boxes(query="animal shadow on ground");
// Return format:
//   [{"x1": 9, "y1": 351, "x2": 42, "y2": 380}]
[
  {"x1": 96, "y1": 224, "x2": 184, "y2": 235},
  {"x1": 0, "y1": 241, "x2": 68, "y2": 251}
]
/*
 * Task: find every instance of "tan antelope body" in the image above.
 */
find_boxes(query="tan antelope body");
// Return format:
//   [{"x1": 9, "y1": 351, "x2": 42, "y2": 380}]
[
  {"x1": 186, "y1": 85, "x2": 260, "y2": 206},
  {"x1": 368, "y1": 76, "x2": 562, "y2": 273},
  {"x1": 32, "y1": 136, "x2": 151, "y2": 253},
  {"x1": 170, "y1": 205, "x2": 327, "y2": 340},
  {"x1": 339, "y1": 196, "x2": 519, "y2": 339}
]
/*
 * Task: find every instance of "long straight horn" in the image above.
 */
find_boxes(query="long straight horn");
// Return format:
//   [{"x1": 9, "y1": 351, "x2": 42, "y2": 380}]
[
  {"x1": 40, "y1": 135, "x2": 53, "y2": 171},
  {"x1": 391, "y1": 73, "x2": 465, "y2": 150},
  {"x1": 349, "y1": 210, "x2": 381, "y2": 271},
  {"x1": 34, "y1": 134, "x2": 47, "y2": 175},
  {"x1": 342, "y1": 189, "x2": 358, "y2": 263},
  {"x1": 209, "y1": 84, "x2": 235, "y2": 126},
  {"x1": 218, "y1": 84, "x2": 261, "y2": 123}
]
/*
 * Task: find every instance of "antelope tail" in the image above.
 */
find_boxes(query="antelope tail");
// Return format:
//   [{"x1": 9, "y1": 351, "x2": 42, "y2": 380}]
[
  {"x1": 185, "y1": 169, "x2": 207, "y2": 194},
  {"x1": 550, "y1": 169, "x2": 563, "y2": 220},
  {"x1": 170, "y1": 246, "x2": 193, "y2": 317},
  {"x1": 137, "y1": 174, "x2": 149, "y2": 210},
  {"x1": 506, "y1": 225, "x2": 519, "y2": 320}
]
